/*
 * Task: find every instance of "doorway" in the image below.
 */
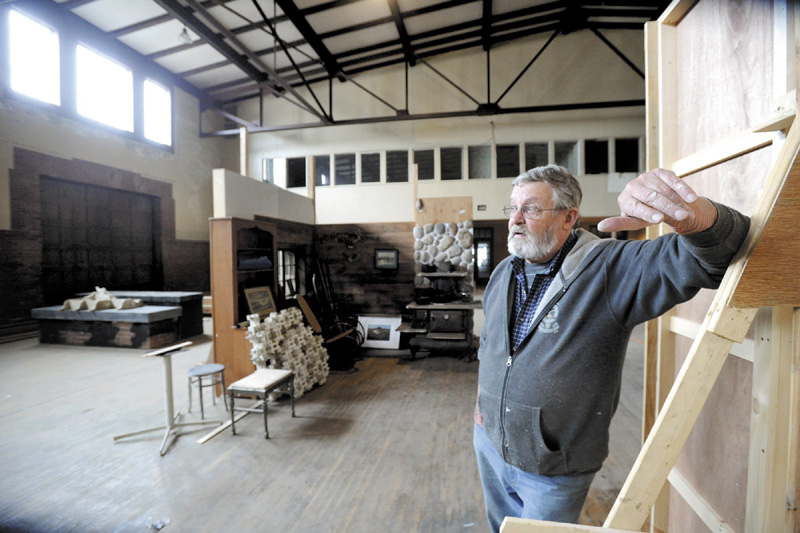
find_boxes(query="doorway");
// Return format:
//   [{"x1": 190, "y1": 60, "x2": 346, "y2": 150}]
[{"x1": 473, "y1": 227, "x2": 493, "y2": 285}]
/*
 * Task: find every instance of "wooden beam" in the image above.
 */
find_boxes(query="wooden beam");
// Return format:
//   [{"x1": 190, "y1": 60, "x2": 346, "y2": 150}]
[
  {"x1": 669, "y1": 315, "x2": 754, "y2": 362},
  {"x1": 668, "y1": 469, "x2": 736, "y2": 533},
  {"x1": 603, "y1": 114, "x2": 800, "y2": 533},
  {"x1": 746, "y1": 307, "x2": 794, "y2": 531},
  {"x1": 239, "y1": 126, "x2": 248, "y2": 176},
  {"x1": 785, "y1": 308, "x2": 800, "y2": 532},
  {"x1": 500, "y1": 518, "x2": 633, "y2": 533},
  {"x1": 670, "y1": 131, "x2": 774, "y2": 178},
  {"x1": 658, "y1": 0, "x2": 700, "y2": 26}
]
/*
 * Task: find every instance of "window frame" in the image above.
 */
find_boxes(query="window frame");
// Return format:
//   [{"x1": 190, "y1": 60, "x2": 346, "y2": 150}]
[{"x1": 2, "y1": 5, "x2": 176, "y2": 151}]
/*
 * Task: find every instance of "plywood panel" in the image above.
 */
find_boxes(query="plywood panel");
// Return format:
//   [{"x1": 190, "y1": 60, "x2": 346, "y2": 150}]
[
  {"x1": 673, "y1": 336, "x2": 752, "y2": 532},
  {"x1": 675, "y1": 0, "x2": 773, "y2": 159},
  {"x1": 731, "y1": 161, "x2": 800, "y2": 307},
  {"x1": 413, "y1": 196, "x2": 473, "y2": 226}
]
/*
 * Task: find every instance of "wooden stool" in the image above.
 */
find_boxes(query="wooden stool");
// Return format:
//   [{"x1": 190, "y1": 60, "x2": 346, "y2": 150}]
[
  {"x1": 228, "y1": 369, "x2": 295, "y2": 439},
  {"x1": 187, "y1": 363, "x2": 227, "y2": 419}
]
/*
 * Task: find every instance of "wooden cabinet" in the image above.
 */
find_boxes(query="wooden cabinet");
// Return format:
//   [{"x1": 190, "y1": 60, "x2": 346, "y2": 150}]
[{"x1": 210, "y1": 217, "x2": 277, "y2": 384}]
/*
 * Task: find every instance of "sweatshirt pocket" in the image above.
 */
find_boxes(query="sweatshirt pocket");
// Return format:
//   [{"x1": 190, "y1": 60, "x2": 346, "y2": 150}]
[{"x1": 507, "y1": 406, "x2": 568, "y2": 475}]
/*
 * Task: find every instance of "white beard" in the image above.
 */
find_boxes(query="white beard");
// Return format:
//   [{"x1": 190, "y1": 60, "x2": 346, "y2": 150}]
[{"x1": 507, "y1": 224, "x2": 559, "y2": 262}]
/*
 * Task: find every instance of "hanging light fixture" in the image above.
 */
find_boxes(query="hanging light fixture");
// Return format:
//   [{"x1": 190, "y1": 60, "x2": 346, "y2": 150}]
[{"x1": 178, "y1": 27, "x2": 193, "y2": 45}]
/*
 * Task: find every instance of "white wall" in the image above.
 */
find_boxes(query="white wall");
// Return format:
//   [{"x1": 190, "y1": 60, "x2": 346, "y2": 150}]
[
  {"x1": 0, "y1": 27, "x2": 646, "y2": 231},
  {"x1": 212, "y1": 168, "x2": 315, "y2": 224},
  {"x1": 239, "y1": 29, "x2": 647, "y2": 224}
]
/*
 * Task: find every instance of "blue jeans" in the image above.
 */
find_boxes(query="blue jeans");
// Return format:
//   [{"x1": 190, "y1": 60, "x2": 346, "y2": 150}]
[{"x1": 473, "y1": 423, "x2": 594, "y2": 532}]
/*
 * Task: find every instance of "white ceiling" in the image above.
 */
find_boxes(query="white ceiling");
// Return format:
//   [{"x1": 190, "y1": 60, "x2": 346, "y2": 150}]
[{"x1": 31, "y1": 0, "x2": 669, "y2": 131}]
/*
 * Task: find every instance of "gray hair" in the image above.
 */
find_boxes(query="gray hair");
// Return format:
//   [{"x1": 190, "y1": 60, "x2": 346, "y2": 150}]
[{"x1": 511, "y1": 165, "x2": 582, "y2": 211}]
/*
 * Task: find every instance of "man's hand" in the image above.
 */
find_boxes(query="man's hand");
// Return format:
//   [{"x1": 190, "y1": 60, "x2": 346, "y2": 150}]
[{"x1": 597, "y1": 168, "x2": 718, "y2": 235}]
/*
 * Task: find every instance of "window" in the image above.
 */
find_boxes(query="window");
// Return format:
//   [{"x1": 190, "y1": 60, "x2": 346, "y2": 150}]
[
  {"x1": 414, "y1": 150, "x2": 434, "y2": 180},
  {"x1": 76, "y1": 44, "x2": 133, "y2": 132},
  {"x1": 468, "y1": 145, "x2": 491, "y2": 179},
  {"x1": 361, "y1": 153, "x2": 381, "y2": 183},
  {"x1": 615, "y1": 138, "x2": 640, "y2": 173},
  {"x1": 277, "y1": 250, "x2": 297, "y2": 298},
  {"x1": 335, "y1": 154, "x2": 356, "y2": 185},
  {"x1": 143, "y1": 79, "x2": 172, "y2": 146},
  {"x1": 8, "y1": 10, "x2": 60, "y2": 106},
  {"x1": 496, "y1": 144, "x2": 519, "y2": 178},
  {"x1": 386, "y1": 150, "x2": 408, "y2": 183},
  {"x1": 286, "y1": 157, "x2": 306, "y2": 188},
  {"x1": 554, "y1": 141, "x2": 578, "y2": 174},
  {"x1": 5, "y1": 9, "x2": 174, "y2": 147},
  {"x1": 524, "y1": 143, "x2": 548, "y2": 170},
  {"x1": 314, "y1": 155, "x2": 331, "y2": 186},
  {"x1": 584, "y1": 139, "x2": 609, "y2": 174},
  {"x1": 262, "y1": 157, "x2": 287, "y2": 185},
  {"x1": 441, "y1": 147, "x2": 462, "y2": 180}
]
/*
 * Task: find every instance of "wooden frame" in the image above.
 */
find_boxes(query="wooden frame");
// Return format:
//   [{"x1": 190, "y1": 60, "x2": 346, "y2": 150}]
[
  {"x1": 244, "y1": 286, "x2": 277, "y2": 318},
  {"x1": 374, "y1": 248, "x2": 398, "y2": 270},
  {"x1": 358, "y1": 315, "x2": 402, "y2": 349},
  {"x1": 500, "y1": 1, "x2": 800, "y2": 531}
]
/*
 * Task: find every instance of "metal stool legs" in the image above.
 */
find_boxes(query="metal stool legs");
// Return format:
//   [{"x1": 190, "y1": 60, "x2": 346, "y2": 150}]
[
  {"x1": 228, "y1": 370, "x2": 295, "y2": 439},
  {"x1": 187, "y1": 364, "x2": 227, "y2": 419}
]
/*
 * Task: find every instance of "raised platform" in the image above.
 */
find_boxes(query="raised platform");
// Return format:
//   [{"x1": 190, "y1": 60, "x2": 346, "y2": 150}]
[
  {"x1": 31, "y1": 305, "x2": 183, "y2": 349},
  {"x1": 77, "y1": 291, "x2": 204, "y2": 338}
]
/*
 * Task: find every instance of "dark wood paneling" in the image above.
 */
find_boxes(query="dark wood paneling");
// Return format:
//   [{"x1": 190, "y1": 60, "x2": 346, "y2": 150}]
[
  {"x1": 314, "y1": 222, "x2": 415, "y2": 317},
  {"x1": 40, "y1": 177, "x2": 160, "y2": 305}
]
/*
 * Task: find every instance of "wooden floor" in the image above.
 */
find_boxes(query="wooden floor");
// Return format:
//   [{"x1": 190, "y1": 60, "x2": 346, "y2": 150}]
[{"x1": 0, "y1": 319, "x2": 643, "y2": 532}]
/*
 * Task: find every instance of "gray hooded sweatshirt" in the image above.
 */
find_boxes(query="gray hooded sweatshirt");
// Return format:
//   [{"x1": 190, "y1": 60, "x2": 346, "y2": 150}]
[{"x1": 476, "y1": 201, "x2": 750, "y2": 476}]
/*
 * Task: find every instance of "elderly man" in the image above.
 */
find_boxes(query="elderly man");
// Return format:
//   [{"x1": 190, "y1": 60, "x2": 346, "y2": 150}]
[{"x1": 473, "y1": 165, "x2": 749, "y2": 530}]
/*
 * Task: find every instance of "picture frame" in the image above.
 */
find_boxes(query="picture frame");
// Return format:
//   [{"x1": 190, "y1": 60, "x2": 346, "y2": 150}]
[
  {"x1": 374, "y1": 248, "x2": 398, "y2": 270},
  {"x1": 358, "y1": 315, "x2": 402, "y2": 349},
  {"x1": 244, "y1": 286, "x2": 277, "y2": 318}
]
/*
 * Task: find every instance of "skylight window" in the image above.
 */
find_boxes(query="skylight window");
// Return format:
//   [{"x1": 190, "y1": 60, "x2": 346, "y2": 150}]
[
  {"x1": 8, "y1": 10, "x2": 60, "y2": 106},
  {"x1": 144, "y1": 79, "x2": 172, "y2": 146},
  {"x1": 76, "y1": 44, "x2": 133, "y2": 132}
]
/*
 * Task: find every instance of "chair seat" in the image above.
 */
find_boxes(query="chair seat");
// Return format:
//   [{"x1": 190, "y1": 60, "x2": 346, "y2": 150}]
[
  {"x1": 188, "y1": 363, "x2": 225, "y2": 377},
  {"x1": 228, "y1": 368, "x2": 293, "y2": 392},
  {"x1": 187, "y1": 363, "x2": 227, "y2": 419}
]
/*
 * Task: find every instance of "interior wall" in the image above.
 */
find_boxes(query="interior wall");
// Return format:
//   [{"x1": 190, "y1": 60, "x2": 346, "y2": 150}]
[
  {"x1": 240, "y1": 29, "x2": 648, "y2": 225},
  {"x1": 0, "y1": 148, "x2": 210, "y2": 331},
  {"x1": 212, "y1": 168, "x2": 315, "y2": 224},
  {"x1": 314, "y1": 222, "x2": 416, "y2": 318},
  {"x1": 0, "y1": 86, "x2": 224, "y2": 241}
]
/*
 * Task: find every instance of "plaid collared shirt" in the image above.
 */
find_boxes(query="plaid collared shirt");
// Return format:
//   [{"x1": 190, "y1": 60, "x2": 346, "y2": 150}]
[{"x1": 510, "y1": 232, "x2": 578, "y2": 350}]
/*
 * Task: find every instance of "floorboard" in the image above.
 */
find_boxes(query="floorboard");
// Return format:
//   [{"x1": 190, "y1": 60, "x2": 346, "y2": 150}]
[{"x1": 0, "y1": 319, "x2": 642, "y2": 532}]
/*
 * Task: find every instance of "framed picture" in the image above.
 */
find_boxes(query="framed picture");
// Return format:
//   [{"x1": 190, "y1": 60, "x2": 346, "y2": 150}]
[
  {"x1": 374, "y1": 248, "x2": 398, "y2": 270},
  {"x1": 358, "y1": 315, "x2": 402, "y2": 349},
  {"x1": 244, "y1": 286, "x2": 277, "y2": 318}
]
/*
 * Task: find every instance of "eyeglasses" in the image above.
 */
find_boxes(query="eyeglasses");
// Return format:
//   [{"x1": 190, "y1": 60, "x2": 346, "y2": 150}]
[{"x1": 503, "y1": 205, "x2": 564, "y2": 219}]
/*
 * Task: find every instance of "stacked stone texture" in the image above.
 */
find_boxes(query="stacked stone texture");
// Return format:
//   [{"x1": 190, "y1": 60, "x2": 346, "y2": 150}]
[
  {"x1": 245, "y1": 307, "x2": 329, "y2": 399},
  {"x1": 413, "y1": 220, "x2": 474, "y2": 271}
]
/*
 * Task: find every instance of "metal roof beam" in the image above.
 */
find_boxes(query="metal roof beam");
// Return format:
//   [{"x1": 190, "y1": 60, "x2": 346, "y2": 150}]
[
  {"x1": 387, "y1": 0, "x2": 416, "y2": 66},
  {"x1": 273, "y1": 0, "x2": 342, "y2": 78}
]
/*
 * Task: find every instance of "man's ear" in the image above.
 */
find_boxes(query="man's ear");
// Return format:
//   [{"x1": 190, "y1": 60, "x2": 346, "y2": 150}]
[{"x1": 564, "y1": 207, "x2": 580, "y2": 229}]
